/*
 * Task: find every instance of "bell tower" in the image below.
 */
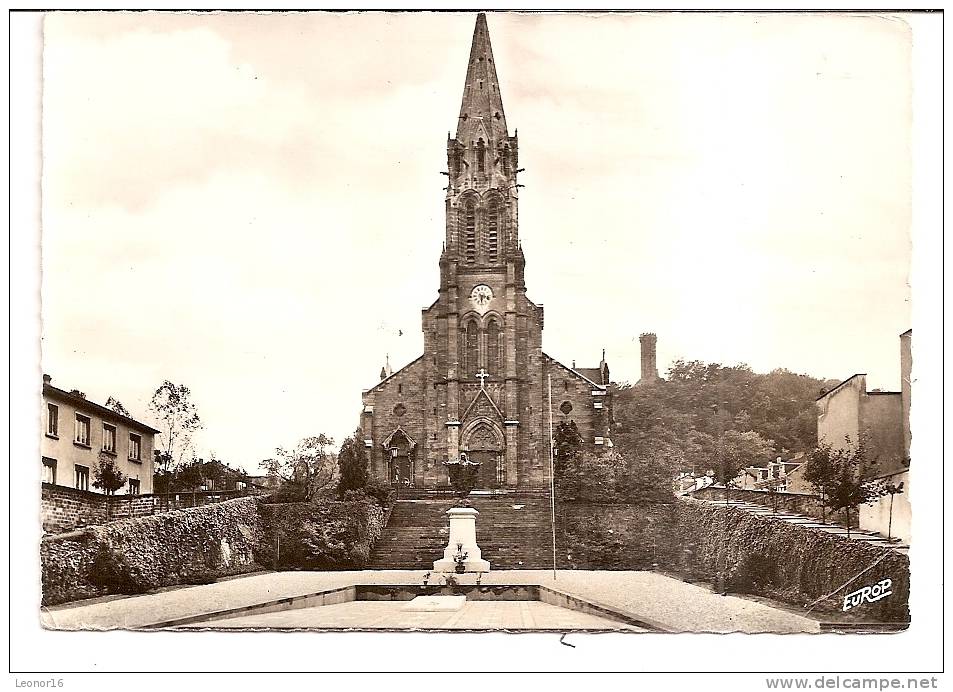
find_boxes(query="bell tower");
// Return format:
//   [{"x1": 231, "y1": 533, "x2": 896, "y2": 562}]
[{"x1": 441, "y1": 12, "x2": 523, "y2": 286}]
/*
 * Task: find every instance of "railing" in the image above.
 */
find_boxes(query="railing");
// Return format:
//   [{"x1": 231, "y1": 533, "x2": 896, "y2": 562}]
[{"x1": 150, "y1": 489, "x2": 250, "y2": 513}]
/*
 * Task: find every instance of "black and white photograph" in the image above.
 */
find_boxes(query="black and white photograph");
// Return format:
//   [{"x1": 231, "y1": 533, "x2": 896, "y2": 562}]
[{"x1": 8, "y1": 6, "x2": 944, "y2": 681}]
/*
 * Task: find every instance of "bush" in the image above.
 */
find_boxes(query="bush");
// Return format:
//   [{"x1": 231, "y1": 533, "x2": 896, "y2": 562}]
[
  {"x1": 260, "y1": 483, "x2": 309, "y2": 504},
  {"x1": 557, "y1": 450, "x2": 675, "y2": 504},
  {"x1": 363, "y1": 479, "x2": 396, "y2": 507},
  {"x1": 257, "y1": 498, "x2": 385, "y2": 571}
]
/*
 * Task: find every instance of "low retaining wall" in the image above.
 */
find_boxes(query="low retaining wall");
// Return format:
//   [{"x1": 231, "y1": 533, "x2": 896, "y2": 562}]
[{"x1": 41, "y1": 497, "x2": 262, "y2": 606}]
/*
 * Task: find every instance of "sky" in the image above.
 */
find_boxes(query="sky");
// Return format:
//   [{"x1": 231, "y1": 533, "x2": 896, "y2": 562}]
[{"x1": 40, "y1": 11, "x2": 914, "y2": 471}]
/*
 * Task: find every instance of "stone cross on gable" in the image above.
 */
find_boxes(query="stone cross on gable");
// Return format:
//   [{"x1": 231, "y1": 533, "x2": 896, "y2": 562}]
[{"x1": 475, "y1": 368, "x2": 489, "y2": 388}]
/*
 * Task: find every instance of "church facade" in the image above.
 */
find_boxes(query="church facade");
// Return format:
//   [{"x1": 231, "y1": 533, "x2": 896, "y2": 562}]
[{"x1": 360, "y1": 14, "x2": 612, "y2": 490}]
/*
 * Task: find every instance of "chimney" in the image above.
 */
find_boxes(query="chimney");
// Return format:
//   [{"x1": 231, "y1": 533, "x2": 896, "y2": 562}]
[
  {"x1": 42, "y1": 373, "x2": 51, "y2": 384},
  {"x1": 638, "y1": 333, "x2": 659, "y2": 383},
  {"x1": 69, "y1": 389, "x2": 86, "y2": 399}
]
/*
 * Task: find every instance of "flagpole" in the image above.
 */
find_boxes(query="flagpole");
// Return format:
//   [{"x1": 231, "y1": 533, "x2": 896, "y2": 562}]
[{"x1": 548, "y1": 374, "x2": 556, "y2": 581}]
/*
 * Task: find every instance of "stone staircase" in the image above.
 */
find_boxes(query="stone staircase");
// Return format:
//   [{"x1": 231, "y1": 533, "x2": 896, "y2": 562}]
[{"x1": 368, "y1": 492, "x2": 556, "y2": 570}]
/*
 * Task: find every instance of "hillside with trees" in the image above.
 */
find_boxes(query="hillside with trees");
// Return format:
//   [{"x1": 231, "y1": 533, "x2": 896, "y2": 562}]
[{"x1": 611, "y1": 360, "x2": 839, "y2": 477}]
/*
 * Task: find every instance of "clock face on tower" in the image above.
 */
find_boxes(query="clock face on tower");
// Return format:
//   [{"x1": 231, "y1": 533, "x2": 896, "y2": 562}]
[{"x1": 469, "y1": 284, "x2": 494, "y2": 314}]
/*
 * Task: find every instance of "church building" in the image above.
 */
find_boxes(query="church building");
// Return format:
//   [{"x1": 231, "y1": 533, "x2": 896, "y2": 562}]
[{"x1": 360, "y1": 14, "x2": 612, "y2": 489}]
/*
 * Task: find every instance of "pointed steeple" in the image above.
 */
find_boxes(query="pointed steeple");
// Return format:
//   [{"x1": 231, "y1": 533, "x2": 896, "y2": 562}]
[{"x1": 456, "y1": 13, "x2": 508, "y2": 142}]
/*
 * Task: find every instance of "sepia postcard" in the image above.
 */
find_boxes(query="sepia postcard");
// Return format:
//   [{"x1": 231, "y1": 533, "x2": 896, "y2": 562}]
[{"x1": 10, "y1": 7, "x2": 944, "y2": 678}]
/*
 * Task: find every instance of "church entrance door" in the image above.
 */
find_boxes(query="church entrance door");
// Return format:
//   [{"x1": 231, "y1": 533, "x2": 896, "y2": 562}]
[
  {"x1": 462, "y1": 420, "x2": 504, "y2": 489},
  {"x1": 468, "y1": 449, "x2": 503, "y2": 489},
  {"x1": 389, "y1": 454, "x2": 414, "y2": 488}
]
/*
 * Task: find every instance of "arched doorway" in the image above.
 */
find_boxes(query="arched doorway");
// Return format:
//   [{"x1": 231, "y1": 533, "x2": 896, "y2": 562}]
[
  {"x1": 382, "y1": 428, "x2": 416, "y2": 488},
  {"x1": 461, "y1": 419, "x2": 504, "y2": 489}
]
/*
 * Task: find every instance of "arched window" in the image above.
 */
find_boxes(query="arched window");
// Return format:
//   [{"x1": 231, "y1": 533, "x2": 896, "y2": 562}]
[
  {"x1": 464, "y1": 321, "x2": 479, "y2": 377},
  {"x1": 486, "y1": 320, "x2": 501, "y2": 375},
  {"x1": 464, "y1": 199, "x2": 476, "y2": 263},
  {"x1": 487, "y1": 198, "x2": 500, "y2": 262}
]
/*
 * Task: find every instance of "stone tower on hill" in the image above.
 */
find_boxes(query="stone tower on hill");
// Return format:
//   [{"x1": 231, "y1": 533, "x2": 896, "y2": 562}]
[
  {"x1": 638, "y1": 333, "x2": 661, "y2": 384},
  {"x1": 360, "y1": 14, "x2": 613, "y2": 489}
]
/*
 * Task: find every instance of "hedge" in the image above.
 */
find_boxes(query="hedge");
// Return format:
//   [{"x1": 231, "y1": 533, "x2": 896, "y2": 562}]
[
  {"x1": 556, "y1": 498, "x2": 910, "y2": 623},
  {"x1": 41, "y1": 497, "x2": 262, "y2": 606},
  {"x1": 674, "y1": 498, "x2": 909, "y2": 622},
  {"x1": 257, "y1": 498, "x2": 385, "y2": 570}
]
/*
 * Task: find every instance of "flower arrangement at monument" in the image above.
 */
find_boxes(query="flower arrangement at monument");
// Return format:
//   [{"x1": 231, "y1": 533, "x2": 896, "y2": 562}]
[
  {"x1": 452, "y1": 542, "x2": 469, "y2": 574},
  {"x1": 443, "y1": 453, "x2": 482, "y2": 506}
]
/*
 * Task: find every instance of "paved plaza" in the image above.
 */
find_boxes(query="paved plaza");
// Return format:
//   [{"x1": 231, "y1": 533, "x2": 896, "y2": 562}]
[{"x1": 41, "y1": 570, "x2": 820, "y2": 633}]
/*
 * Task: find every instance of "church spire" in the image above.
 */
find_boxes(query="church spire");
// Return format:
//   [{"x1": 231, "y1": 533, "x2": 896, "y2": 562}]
[{"x1": 456, "y1": 13, "x2": 508, "y2": 142}]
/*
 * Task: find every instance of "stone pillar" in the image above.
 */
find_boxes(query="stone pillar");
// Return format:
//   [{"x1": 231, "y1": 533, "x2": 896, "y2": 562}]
[
  {"x1": 433, "y1": 508, "x2": 490, "y2": 573},
  {"x1": 446, "y1": 421, "x2": 461, "y2": 461},
  {"x1": 504, "y1": 420, "x2": 519, "y2": 487}
]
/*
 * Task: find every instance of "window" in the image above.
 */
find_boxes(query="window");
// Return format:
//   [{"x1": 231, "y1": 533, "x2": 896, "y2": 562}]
[
  {"x1": 465, "y1": 321, "x2": 479, "y2": 376},
  {"x1": 128, "y1": 479, "x2": 141, "y2": 495},
  {"x1": 464, "y1": 200, "x2": 476, "y2": 263},
  {"x1": 74, "y1": 414, "x2": 91, "y2": 446},
  {"x1": 486, "y1": 321, "x2": 501, "y2": 374},
  {"x1": 476, "y1": 139, "x2": 486, "y2": 173},
  {"x1": 129, "y1": 433, "x2": 142, "y2": 461},
  {"x1": 74, "y1": 465, "x2": 89, "y2": 491},
  {"x1": 102, "y1": 423, "x2": 117, "y2": 453},
  {"x1": 42, "y1": 458, "x2": 56, "y2": 485},
  {"x1": 47, "y1": 404, "x2": 58, "y2": 437},
  {"x1": 487, "y1": 198, "x2": 499, "y2": 261}
]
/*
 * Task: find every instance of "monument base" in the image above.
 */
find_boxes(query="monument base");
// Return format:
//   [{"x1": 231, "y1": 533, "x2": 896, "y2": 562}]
[{"x1": 433, "y1": 506, "x2": 491, "y2": 574}]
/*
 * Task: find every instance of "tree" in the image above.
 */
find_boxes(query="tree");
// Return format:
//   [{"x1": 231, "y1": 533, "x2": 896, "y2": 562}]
[
  {"x1": 877, "y1": 480, "x2": 905, "y2": 541},
  {"x1": 712, "y1": 429, "x2": 774, "y2": 504},
  {"x1": 803, "y1": 443, "x2": 838, "y2": 523},
  {"x1": 553, "y1": 420, "x2": 584, "y2": 477},
  {"x1": 149, "y1": 381, "x2": 202, "y2": 474},
  {"x1": 93, "y1": 451, "x2": 127, "y2": 496},
  {"x1": 104, "y1": 397, "x2": 131, "y2": 417},
  {"x1": 337, "y1": 428, "x2": 369, "y2": 498},
  {"x1": 825, "y1": 439, "x2": 882, "y2": 539},
  {"x1": 260, "y1": 434, "x2": 336, "y2": 502},
  {"x1": 152, "y1": 453, "x2": 247, "y2": 494}
]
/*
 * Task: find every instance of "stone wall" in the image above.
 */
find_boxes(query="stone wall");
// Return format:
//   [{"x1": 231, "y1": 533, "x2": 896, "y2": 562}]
[
  {"x1": 41, "y1": 483, "x2": 250, "y2": 534},
  {"x1": 41, "y1": 497, "x2": 262, "y2": 606},
  {"x1": 41, "y1": 484, "x2": 109, "y2": 533}
]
